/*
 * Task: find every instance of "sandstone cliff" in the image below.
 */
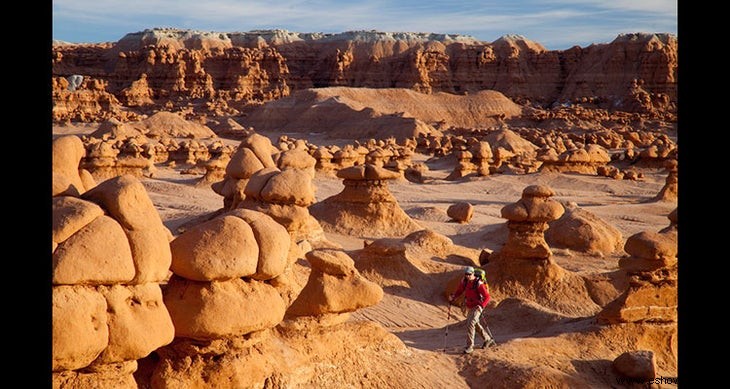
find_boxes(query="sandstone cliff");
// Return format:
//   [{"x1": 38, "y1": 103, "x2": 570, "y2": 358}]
[{"x1": 52, "y1": 29, "x2": 677, "y2": 122}]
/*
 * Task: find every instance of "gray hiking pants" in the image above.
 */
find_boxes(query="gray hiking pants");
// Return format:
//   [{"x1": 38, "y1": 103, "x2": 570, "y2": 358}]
[{"x1": 466, "y1": 306, "x2": 490, "y2": 348}]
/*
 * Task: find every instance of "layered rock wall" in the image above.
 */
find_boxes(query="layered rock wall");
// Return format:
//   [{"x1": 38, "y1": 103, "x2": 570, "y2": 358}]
[{"x1": 53, "y1": 29, "x2": 677, "y2": 120}]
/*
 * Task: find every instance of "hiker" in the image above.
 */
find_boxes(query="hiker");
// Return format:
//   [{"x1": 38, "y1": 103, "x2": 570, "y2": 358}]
[{"x1": 448, "y1": 266, "x2": 495, "y2": 354}]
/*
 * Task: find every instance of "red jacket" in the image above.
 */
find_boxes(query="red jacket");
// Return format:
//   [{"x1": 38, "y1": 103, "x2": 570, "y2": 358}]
[{"x1": 452, "y1": 279, "x2": 490, "y2": 309}]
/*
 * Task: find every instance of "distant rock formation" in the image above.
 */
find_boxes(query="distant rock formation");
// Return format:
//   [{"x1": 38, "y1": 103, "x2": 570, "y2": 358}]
[
  {"x1": 130, "y1": 111, "x2": 217, "y2": 139},
  {"x1": 653, "y1": 159, "x2": 678, "y2": 201},
  {"x1": 538, "y1": 144, "x2": 611, "y2": 174},
  {"x1": 598, "y1": 209, "x2": 677, "y2": 324},
  {"x1": 483, "y1": 128, "x2": 542, "y2": 174},
  {"x1": 52, "y1": 135, "x2": 97, "y2": 197},
  {"x1": 310, "y1": 164, "x2": 422, "y2": 239},
  {"x1": 445, "y1": 141, "x2": 492, "y2": 180},
  {"x1": 212, "y1": 133, "x2": 279, "y2": 209},
  {"x1": 52, "y1": 76, "x2": 140, "y2": 123},
  {"x1": 52, "y1": 29, "x2": 677, "y2": 122}
]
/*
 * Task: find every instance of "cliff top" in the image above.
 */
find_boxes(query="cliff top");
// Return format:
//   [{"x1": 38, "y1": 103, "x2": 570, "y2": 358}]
[
  {"x1": 117, "y1": 28, "x2": 483, "y2": 47},
  {"x1": 107, "y1": 28, "x2": 676, "y2": 53},
  {"x1": 612, "y1": 32, "x2": 677, "y2": 45}
]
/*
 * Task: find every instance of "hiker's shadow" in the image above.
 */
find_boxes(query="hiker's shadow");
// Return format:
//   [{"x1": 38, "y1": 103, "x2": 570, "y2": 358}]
[{"x1": 395, "y1": 321, "x2": 469, "y2": 353}]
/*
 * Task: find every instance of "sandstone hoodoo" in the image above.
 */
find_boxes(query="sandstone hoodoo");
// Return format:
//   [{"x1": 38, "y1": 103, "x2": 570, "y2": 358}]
[
  {"x1": 598, "y1": 209, "x2": 678, "y2": 324},
  {"x1": 486, "y1": 185, "x2": 601, "y2": 316},
  {"x1": 310, "y1": 164, "x2": 422, "y2": 239},
  {"x1": 152, "y1": 208, "x2": 402, "y2": 387},
  {"x1": 164, "y1": 210, "x2": 293, "y2": 339},
  {"x1": 445, "y1": 141, "x2": 492, "y2": 180},
  {"x1": 211, "y1": 133, "x2": 279, "y2": 209},
  {"x1": 287, "y1": 249, "x2": 384, "y2": 317},
  {"x1": 52, "y1": 135, "x2": 174, "y2": 387},
  {"x1": 653, "y1": 159, "x2": 678, "y2": 202},
  {"x1": 538, "y1": 144, "x2": 612, "y2": 175}
]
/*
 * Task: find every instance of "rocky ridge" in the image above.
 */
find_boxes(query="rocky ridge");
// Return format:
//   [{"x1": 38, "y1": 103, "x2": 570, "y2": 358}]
[{"x1": 53, "y1": 29, "x2": 677, "y2": 122}]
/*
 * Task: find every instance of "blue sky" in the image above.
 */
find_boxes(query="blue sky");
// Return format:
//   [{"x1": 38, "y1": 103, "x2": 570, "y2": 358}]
[{"x1": 52, "y1": 0, "x2": 677, "y2": 50}]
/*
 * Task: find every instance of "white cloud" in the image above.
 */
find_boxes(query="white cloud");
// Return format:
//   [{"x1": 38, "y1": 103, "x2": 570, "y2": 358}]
[
  {"x1": 52, "y1": 0, "x2": 677, "y2": 48},
  {"x1": 552, "y1": 0, "x2": 676, "y2": 15}
]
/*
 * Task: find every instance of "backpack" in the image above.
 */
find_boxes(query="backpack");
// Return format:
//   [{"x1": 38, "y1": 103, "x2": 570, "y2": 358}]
[
  {"x1": 462, "y1": 268, "x2": 490, "y2": 300},
  {"x1": 473, "y1": 268, "x2": 486, "y2": 284}
]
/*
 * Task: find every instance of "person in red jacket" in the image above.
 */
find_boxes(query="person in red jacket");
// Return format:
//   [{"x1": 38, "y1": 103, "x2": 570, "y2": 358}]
[{"x1": 449, "y1": 266, "x2": 496, "y2": 354}]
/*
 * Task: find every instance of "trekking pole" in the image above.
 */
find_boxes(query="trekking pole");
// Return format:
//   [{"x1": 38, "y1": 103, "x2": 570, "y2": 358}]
[
  {"x1": 443, "y1": 303, "x2": 452, "y2": 351},
  {"x1": 480, "y1": 311, "x2": 495, "y2": 342}
]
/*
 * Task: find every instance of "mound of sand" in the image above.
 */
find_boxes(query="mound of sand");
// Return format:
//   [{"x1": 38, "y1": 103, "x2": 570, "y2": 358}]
[
  {"x1": 483, "y1": 128, "x2": 539, "y2": 157},
  {"x1": 90, "y1": 118, "x2": 146, "y2": 139},
  {"x1": 241, "y1": 87, "x2": 523, "y2": 141},
  {"x1": 132, "y1": 111, "x2": 217, "y2": 139}
]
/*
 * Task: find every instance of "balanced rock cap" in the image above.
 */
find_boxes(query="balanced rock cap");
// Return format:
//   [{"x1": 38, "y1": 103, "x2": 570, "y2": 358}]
[
  {"x1": 522, "y1": 185, "x2": 555, "y2": 198},
  {"x1": 336, "y1": 164, "x2": 401, "y2": 180}
]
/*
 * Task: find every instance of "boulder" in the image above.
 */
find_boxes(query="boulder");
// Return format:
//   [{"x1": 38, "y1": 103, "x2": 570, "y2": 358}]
[
  {"x1": 95, "y1": 284, "x2": 175, "y2": 363},
  {"x1": 240, "y1": 133, "x2": 277, "y2": 168},
  {"x1": 227, "y1": 209, "x2": 291, "y2": 280},
  {"x1": 447, "y1": 202, "x2": 474, "y2": 223},
  {"x1": 546, "y1": 203, "x2": 623, "y2": 255},
  {"x1": 624, "y1": 231, "x2": 677, "y2": 260},
  {"x1": 53, "y1": 215, "x2": 135, "y2": 285},
  {"x1": 613, "y1": 350, "x2": 657, "y2": 381},
  {"x1": 52, "y1": 286, "x2": 108, "y2": 371},
  {"x1": 52, "y1": 135, "x2": 86, "y2": 196},
  {"x1": 287, "y1": 249, "x2": 383, "y2": 316},
  {"x1": 52, "y1": 196, "x2": 105, "y2": 245},
  {"x1": 82, "y1": 175, "x2": 172, "y2": 283},
  {"x1": 243, "y1": 167, "x2": 280, "y2": 198},
  {"x1": 259, "y1": 168, "x2": 316, "y2": 206},
  {"x1": 163, "y1": 277, "x2": 286, "y2": 340},
  {"x1": 170, "y1": 215, "x2": 259, "y2": 281},
  {"x1": 225, "y1": 147, "x2": 265, "y2": 179}
]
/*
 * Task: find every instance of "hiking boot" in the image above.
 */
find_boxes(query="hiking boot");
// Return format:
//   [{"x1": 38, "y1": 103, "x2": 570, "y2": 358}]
[
  {"x1": 481, "y1": 339, "x2": 496, "y2": 349},
  {"x1": 463, "y1": 346, "x2": 474, "y2": 354}
]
